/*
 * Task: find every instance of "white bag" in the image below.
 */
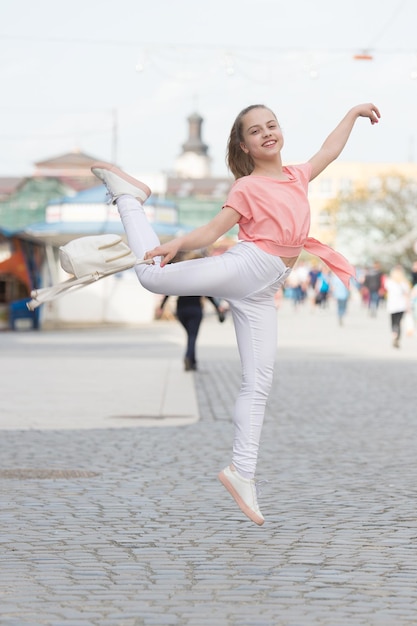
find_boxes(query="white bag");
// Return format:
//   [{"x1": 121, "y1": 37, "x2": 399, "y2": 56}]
[
  {"x1": 59, "y1": 234, "x2": 137, "y2": 277},
  {"x1": 27, "y1": 234, "x2": 153, "y2": 310}
]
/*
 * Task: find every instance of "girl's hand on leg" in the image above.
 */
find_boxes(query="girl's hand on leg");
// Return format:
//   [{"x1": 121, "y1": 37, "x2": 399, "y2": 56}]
[{"x1": 145, "y1": 240, "x2": 180, "y2": 267}]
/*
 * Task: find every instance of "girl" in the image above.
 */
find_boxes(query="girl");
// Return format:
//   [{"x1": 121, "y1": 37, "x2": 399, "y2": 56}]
[{"x1": 91, "y1": 102, "x2": 380, "y2": 525}]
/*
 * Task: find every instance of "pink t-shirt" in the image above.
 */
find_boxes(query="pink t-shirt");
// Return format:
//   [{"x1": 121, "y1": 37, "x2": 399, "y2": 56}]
[
  {"x1": 224, "y1": 163, "x2": 311, "y2": 257},
  {"x1": 223, "y1": 163, "x2": 355, "y2": 287}
]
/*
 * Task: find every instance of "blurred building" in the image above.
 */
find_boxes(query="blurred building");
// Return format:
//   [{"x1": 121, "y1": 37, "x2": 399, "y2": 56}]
[
  {"x1": 308, "y1": 160, "x2": 417, "y2": 246},
  {"x1": 0, "y1": 150, "x2": 188, "y2": 329}
]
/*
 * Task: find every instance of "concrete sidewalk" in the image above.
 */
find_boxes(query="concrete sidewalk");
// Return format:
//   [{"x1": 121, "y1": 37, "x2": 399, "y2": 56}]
[{"x1": 0, "y1": 321, "x2": 200, "y2": 430}]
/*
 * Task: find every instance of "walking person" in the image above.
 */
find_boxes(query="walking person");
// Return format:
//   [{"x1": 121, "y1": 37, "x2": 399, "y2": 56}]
[
  {"x1": 385, "y1": 264, "x2": 411, "y2": 348},
  {"x1": 364, "y1": 261, "x2": 383, "y2": 317},
  {"x1": 157, "y1": 254, "x2": 226, "y2": 371},
  {"x1": 331, "y1": 273, "x2": 350, "y2": 326},
  {"x1": 158, "y1": 294, "x2": 225, "y2": 370},
  {"x1": 91, "y1": 102, "x2": 380, "y2": 525},
  {"x1": 314, "y1": 266, "x2": 331, "y2": 309}
]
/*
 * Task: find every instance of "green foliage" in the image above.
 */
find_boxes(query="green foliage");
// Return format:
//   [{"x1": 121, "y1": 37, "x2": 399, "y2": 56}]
[{"x1": 327, "y1": 174, "x2": 417, "y2": 269}]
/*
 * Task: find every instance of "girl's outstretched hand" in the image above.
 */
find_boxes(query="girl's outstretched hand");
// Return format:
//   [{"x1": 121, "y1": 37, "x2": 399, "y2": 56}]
[
  {"x1": 144, "y1": 240, "x2": 180, "y2": 267},
  {"x1": 354, "y1": 103, "x2": 381, "y2": 125}
]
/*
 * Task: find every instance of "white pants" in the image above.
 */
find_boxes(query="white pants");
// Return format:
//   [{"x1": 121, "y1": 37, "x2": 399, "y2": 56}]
[{"x1": 118, "y1": 195, "x2": 291, "y2": 478}]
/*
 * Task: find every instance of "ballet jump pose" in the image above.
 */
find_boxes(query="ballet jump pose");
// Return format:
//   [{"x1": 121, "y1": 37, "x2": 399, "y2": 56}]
[{"x1": 91, "y1": 102, "x2": 380, "y2": 525}]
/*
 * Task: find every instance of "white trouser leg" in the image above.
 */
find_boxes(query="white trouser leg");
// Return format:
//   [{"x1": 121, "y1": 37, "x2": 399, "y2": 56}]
[
  {"x1": 117, "y1": 194, "x2": 161, "y2": 264},
  {"x1": 229, "y1": 292, "x2": 279, "y2": 479}
]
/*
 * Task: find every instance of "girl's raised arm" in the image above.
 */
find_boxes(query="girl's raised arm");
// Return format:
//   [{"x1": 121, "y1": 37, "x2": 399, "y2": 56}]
[{"x1": 308, "y1": 103, "x2": 380, "y2": 181}]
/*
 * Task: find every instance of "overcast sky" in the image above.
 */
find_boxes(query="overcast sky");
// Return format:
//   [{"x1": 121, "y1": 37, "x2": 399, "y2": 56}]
[{"x1": 1, "y1": 0, "x2": 416, "y2": 178}]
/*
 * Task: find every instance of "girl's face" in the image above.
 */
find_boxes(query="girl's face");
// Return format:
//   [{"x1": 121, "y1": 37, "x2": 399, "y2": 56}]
[{"x1": 239, "y1": 107, "x2": 284, "y2": 161}]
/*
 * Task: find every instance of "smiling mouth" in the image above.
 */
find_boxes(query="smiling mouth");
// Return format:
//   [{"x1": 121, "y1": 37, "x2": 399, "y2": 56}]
[{"x1": 263, "y1": 140, "x2": 276, "y2": 147}]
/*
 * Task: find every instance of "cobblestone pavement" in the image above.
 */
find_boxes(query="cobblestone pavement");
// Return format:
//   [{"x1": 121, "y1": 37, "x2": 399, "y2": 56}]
[{"x1": 1, "y1": 297, "x2": 417, "y2": 626}]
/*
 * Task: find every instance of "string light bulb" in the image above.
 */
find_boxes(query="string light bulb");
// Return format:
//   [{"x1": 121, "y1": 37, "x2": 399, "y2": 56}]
[{"x1": 353, "y1": 50, "x2": 374, "y2": 61}]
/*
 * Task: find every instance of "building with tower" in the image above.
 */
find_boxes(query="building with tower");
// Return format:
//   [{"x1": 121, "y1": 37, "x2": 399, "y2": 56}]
[{"x1": 174, "y1": 112, "x2": 211, "y2": 179}]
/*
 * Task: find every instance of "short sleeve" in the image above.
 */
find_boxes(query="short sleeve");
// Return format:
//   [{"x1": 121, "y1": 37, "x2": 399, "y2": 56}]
[
  {"x1": 286, "y1": 162, "x2": 312, "y2": 186},
  {"x1": 222, "y1": 180, "x2": 251, "y2": 224}
]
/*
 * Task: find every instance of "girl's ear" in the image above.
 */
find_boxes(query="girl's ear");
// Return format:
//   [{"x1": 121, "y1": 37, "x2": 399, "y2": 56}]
[{"x1": 240, "y1": 142, "x2": 249, "y2": 154}]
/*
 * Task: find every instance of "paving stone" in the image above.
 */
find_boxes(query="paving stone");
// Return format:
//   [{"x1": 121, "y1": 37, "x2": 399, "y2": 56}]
[{"x1": 1, "y1": 302, "x2": 417, "y2": 625}]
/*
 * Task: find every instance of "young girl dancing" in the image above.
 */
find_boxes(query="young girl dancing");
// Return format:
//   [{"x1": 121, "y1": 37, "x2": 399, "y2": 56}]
[{"x1": 91, "y1": 102, "x2": 380, "y2": 525}]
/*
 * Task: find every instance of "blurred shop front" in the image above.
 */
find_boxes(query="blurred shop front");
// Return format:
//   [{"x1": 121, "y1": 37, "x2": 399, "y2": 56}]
[{"x1": 1, "y1": 185, "x2": 188, "y2": 330}]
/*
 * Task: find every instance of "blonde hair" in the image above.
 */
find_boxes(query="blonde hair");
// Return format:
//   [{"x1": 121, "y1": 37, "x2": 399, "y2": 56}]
[
  {"x1": 389, "y1": 265, "x2": 407, "y2": 283},
  {"x1": 226, "y1": 104, "x2": 275, "y2": 179}
]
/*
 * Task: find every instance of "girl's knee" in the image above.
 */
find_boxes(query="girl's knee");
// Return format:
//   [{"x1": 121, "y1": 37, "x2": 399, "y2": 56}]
[{"x1": 242, "y1": 368, "x2": 274, "y2": 397}]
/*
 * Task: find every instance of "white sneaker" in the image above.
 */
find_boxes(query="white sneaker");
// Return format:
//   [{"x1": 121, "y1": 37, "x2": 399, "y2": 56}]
[
  {"x1": 91, "y1": 162, "x2": 151, "y2": 204},
  {"x1": 218, "y1": 465, "x2": 265, "y2": 525}
]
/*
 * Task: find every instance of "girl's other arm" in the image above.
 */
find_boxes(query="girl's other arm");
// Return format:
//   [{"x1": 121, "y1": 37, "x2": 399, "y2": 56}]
[
  {"x1": 145, "y1": 206, "x2": 240, "y2": 267},
  {"x1": 308, "y1": 103, "x2": 380, "y2": 181}
]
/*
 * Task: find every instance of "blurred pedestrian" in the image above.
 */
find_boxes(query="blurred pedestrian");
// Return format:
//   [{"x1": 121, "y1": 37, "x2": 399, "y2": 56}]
[
  {"x1": 411, "y1": 260, "x2": 417, "y2": 287},
  {"x1": 157, "y1": 254, "x2": 226, "y2": 371},
  {"x1": 292, "y1": 260, "x2": 310, "y2": 307},
  {"x1": 385, "y1": 264, "x2": 411, "y2": 348},
  {"x1": 411, "y1": 283, "x2": 417, "y2": 327},
  {"x1": 314, "y1": 266, "x2": 331, "y2": 308},
  {"x1": 331, "y1": 273, "x2": 350, "y2": 325},
  {"x1": 364, "y1": 262, "x2": 383, "y2": 317}
]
